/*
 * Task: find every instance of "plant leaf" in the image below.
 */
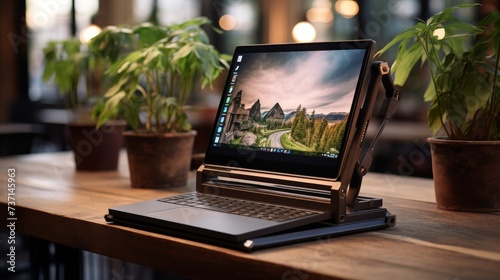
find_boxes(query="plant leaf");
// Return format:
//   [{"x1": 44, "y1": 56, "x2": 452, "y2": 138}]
[
  {"x1": 374, "y1": 27, "x2": 419, "y2": 57},
  {"x1": 393, "y1": 43, "x2": 425, "y2": 86},
  {"x1": 423, "y1": 83, "x2": 435, "y2": 102},
  {"x1": 427, "y1": 98, "x2": 445, "y2": 134}
]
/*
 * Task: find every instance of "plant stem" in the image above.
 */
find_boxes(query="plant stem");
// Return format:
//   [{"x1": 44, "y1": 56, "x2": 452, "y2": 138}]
[
  {"x1": 85, "y1": 64, "x2": 92, "y2": 123},
  {"x1": 153, "y1": 70, "x2": 162, "y2": 131},
  {"x1": 71, "y1": 83, "x2": 82, "y2": 123},
  {"x1": 421, "y1": 32, "x2": 451, "y2": 137},
  {"x1": 487, "y1": 39, "x2": 500, "y2": 139},
  {"x1": 137, "y1": 83, "x2": 150, "y2": 132},
  {"x1": 180, "y1": 73, "x2": 193, "y2": 108},
  {"x1": 148, "y1": 72, "x2": 158, "y2": 132},
  {"x1": 176, "y1": 73, "x2": 193, "y2": 130}
]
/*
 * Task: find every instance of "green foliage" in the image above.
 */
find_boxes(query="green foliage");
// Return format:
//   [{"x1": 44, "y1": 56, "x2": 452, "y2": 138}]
[
  {"x1": 89, "y1": 17, "x2": 230, "y2": 133},
  {"x1": 291, "y1": 108, "x2": 308, "y2": 141},
  {"x1": 290, "y1": 107, "x2": 346, "y2": 153},
  {"x1": 316, "y1": 119, "x2": 345, "y2": 154},
  {"x1": 42, "y1": 38, "x2": 96, "y2": 123},
  {"x1": 376, "y1": 4, "x2": 500, "y2": 140},
  {"x1": 280, "y1": 132, "x2": 311, "y2": 152},
  {"x1": 266, "y1": 120, "x2": 284, "y2": 130}
]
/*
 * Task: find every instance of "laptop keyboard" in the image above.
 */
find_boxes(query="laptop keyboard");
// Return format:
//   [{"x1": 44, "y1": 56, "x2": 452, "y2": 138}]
[{"x1": 158, "y1": 193, "x2": 320, "y2": 222}]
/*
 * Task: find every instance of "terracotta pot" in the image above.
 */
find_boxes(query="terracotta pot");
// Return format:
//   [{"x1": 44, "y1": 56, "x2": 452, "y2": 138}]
[
  {"x1": 124, "y1": 130, "x2": 196, "y2": 188},
  {"x1": 428, "y1": 137, "x2": 500, "y2": 212},
  {"x1": 67, "y1": 121, "x2": 126, "y2": 171}
]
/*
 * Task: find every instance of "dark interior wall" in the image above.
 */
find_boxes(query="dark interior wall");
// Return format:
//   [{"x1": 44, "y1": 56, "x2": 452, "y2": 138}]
[{"x1": 0, "y1": 0, "x2": 29, "y2": 123}]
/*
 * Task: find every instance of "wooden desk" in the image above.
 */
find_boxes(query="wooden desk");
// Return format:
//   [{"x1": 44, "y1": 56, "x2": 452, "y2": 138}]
[{"x1": 1, "y1": 152, "x2": 499, "y2": 279}]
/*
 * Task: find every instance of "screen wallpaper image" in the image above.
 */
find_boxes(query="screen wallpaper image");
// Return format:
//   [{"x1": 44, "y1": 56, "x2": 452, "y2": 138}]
[{"x1": 213, "y1": 49, "x2": 366, "y2": 158}]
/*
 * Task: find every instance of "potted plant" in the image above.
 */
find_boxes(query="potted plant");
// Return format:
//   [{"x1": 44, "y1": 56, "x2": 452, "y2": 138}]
[
  {"x1": 42, "y1": 38, "x2": 126, "y2": 171},
  {"x1": 90, "y1": 17, "x2": 230, "y2": 188},
  {"x1": 376, "y1": 4, "x2": 500, "y2": 211}
]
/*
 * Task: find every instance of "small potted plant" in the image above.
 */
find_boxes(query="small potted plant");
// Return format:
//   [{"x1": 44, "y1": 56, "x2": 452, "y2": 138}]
[
  {"x1": 42, "y1": 38, "x2": 126, "y2": 171},
  {"x1": 376, "y1": 4, "x2": 500, "y2": 211},
  {"x1": 90, "y1": 18, "x2": 230, "y2": 188}
]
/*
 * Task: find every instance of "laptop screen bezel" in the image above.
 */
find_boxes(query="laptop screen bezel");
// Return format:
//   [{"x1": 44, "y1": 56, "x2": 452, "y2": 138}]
[{"x1": 203, "y1": 40, "x2": 375, "y2": 180}]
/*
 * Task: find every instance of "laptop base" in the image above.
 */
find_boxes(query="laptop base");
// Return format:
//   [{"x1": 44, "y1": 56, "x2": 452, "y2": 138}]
[
  {"x1": 105, "y1": 196, "x2": 394, "y2": 252},
  {"x1": 242, "y1": 207, "x2": 395, "y2": 252}
]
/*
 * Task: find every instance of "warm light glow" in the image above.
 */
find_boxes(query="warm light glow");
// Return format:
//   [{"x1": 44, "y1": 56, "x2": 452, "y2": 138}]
[
  {"x1": 313, "y1": 0, "x2": 332, "y2": 9},
  {"x1": 292, "y1": 22, "x2": 317, "y2": 42},
  {"x1": 433, "y1": 28, "x2": 446, "y2": 40},
  {"x1": 307, "y1": 8, "x2": 334, "y2": 23},
  {"x1": 219, "y1": 14, "x2": 237, "y2": 31},
  {"x1": 79, "y1": 24, "x2": 102, "y2": 44},
  {"x1": 307, "y1": 0, "x2": 334, "y2": 23},
  {"x1": 335, "y1": 0, "x2": 359, "y2": 19}
]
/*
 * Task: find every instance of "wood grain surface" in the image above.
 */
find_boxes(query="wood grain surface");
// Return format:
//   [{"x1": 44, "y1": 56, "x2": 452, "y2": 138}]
[{"x1": 1, "y1": 151, "x2": 499, "y2": 280}]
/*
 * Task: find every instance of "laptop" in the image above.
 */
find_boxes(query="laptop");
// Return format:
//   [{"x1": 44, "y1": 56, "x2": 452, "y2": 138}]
[{"x1": 106, "y1": 40, "x2": 388, "y2": 250}]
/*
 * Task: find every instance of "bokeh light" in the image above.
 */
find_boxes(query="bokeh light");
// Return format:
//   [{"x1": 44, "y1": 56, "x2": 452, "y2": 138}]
[
  {"x1": 335, "y1": 0, "x2": 359, "y2": 19},
  {"x1": 292, "y1": 22, "x2": 317, "y2": 42},
  {"x1": 433, "y1": 28, "x2": 445, "y2": 40},
  {"x1": 219, "y1": 14, "x2": 237, "y2": 31},
  {"x1": 79, "y1": 24, "x2": 102, "y2": 44}
]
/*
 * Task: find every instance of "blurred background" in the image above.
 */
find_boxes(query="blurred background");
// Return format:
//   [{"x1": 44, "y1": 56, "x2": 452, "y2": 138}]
[
  {"x1": 1, "y1": 1, "x2": 499, "y2": 279},
  {"x1": 1, "y1": 0, "x2": 498, "y2": 178}
]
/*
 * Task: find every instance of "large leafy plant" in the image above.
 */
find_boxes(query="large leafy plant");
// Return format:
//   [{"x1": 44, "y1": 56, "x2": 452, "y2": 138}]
[
  {"x1": 90, "y1": 17, "x2": 230, "y2": 133},
  {"x1": 376, "y1": 4, "x2": 500, "y2": 140},
  {"x1": 43, "y1": 38, "x2": 101, "y2": 123}
]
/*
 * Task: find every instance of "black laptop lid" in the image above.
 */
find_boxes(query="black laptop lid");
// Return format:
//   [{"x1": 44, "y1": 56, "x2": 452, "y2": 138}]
[{"x1": 204, "y1": 40, "x2": 375, "y2": 179}]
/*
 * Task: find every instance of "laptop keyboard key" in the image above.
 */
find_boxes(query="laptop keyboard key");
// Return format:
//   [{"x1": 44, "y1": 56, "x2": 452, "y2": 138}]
[{"x1": 159, "y1": 193, "x2": 320, "y2": 222}]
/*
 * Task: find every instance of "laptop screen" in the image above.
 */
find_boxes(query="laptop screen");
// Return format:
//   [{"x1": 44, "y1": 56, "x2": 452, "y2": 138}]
[{"x1": 204, "y1": 41, "x2": 375, "y2": 179}]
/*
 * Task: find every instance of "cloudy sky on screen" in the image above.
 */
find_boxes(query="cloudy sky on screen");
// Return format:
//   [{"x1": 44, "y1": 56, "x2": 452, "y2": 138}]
[{"x1": 234, "y1": 49, "x2": 366, "y2": 115}]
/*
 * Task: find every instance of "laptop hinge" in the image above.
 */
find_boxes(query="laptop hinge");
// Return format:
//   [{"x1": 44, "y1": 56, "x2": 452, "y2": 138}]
[
  {"x1": 343, "y1": 61, "x2": 400, "y2": 209},
  {"x1": 330, "y1": 181, "x2": 347, "y2": 223},
  {"x1": 333, "y1": 61, "x2": 399, "y2": 223},
  {"x1": 197, "y1": 165, "x2": 337, "y2": 212}
]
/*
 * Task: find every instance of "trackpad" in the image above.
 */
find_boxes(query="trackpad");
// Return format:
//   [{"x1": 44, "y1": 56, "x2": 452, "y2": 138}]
[
  {"x1": 147, "y1": 207, "x2": 225, "y2": 224},
  {"x1": 146, "y1": 206, "x2": 278, "y2": 236}
]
